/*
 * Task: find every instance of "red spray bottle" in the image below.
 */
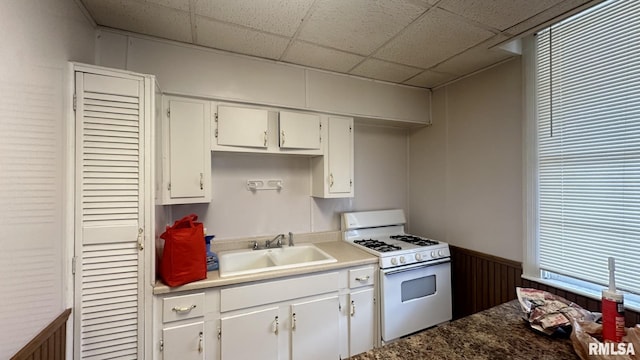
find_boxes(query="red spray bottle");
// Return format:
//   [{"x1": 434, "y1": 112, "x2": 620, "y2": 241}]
[{"x1": 602, "y1": 257, "x2": 624, "y2": 342}]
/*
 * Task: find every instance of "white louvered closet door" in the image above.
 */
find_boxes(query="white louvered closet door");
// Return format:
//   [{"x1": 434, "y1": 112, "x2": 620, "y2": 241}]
[{"x1": 74, "y1": 71, "x2": 146, "y2": 360}]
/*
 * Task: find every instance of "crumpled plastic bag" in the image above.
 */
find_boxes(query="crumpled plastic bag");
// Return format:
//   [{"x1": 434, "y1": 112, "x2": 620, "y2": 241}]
[{"x1": 571, "y1": 319, "x2": 639, "y2": 360}]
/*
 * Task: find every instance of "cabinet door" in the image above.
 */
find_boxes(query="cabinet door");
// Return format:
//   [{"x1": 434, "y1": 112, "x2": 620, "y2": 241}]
[
  {"x1": 163, "y1": 322, "x2": 205, "y2": 360},
  {"x1": 74, "y1": 71, "x2": 147, "y2": 359},
  {"x1": 279, "y1": 111, "x2": 321, "y2": 150},
  {"x1": 166, "y1": 97, "x2": 211, "y2": 201},
  {"x1": 328, "y1": 116, "x2": 353, "y2": 195},
  {"x1": 349, "y1": 288, "x2": 375, "y2": 356},
  {"x1": 220, "y1": 307, "x2": 279, "y2": 360},
  {"x1": 291, "y1": 296, "x2": 339, "y2": 360},
  {"x1": 216, "y1": 105, "x2": 269, "y2": 148}
]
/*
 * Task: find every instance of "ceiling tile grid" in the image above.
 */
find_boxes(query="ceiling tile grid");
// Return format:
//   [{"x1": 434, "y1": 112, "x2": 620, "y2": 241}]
[
  {"x1": 195, "y1": 16, "x2": 290, "y2": 60},
  {"x1": 296, "y1": 0, "x2": 430, "y2": 55},
  {"x1": 282, "y1": 41, "x2": 365, "y2": 73},
  {"x1": 80, "y1": 0, "x2": 600, "y2": 88},
  {"x1": 375, "y1": 7, "x2": 496, "y2": 69},
  {"x1": 351, "y1": 58, "x2": 423, "y2": 83},
  {"x1": 194, "y1": 0, "x2": 315, "y2": 37}
]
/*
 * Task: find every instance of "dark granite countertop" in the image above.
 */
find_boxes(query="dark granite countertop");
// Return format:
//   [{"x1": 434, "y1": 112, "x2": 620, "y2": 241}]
[{"x1": 351, "y1": 300, "x2": 579, "y2": 360}]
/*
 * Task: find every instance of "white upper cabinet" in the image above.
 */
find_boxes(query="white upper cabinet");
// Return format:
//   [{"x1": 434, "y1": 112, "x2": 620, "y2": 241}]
[
  {"x1": 279, "y1": 111, "x2": 321, "y2": 150},
  {"x1": 215, "y1": 105, "x2": 269, "y2": 149},
  {"x1": 160, "y1": 96, "x2": 211, "y2": 204},
  {"x1": 212, "y1": 104, "x2": 322, "y2": 155},
  {"x1": 312, "y1": 116, "x2": 354, "y2": 198}
]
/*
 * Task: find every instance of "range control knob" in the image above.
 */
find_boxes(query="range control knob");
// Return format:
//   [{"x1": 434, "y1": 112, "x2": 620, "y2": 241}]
[
  {"x1": 415, "y1": 253, "x2": 423, "y2": 261},
  {"x1": 438, "y1": 250, "x2": 444, "y2": 257},
  {"x1": 430, "y1": 251, "x2": 437, "y2": 258},
  {"x1": 400, "y1": 256, "x2": 406, "y2": 264},
  {"x1": 391, "y1": 258, "x2": 398, "y2": 266}
]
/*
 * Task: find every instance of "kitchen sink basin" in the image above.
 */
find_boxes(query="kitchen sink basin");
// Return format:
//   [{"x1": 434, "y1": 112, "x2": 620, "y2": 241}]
[{"x1": 218, "y1": 244, "x2": 337, "y2": 278}]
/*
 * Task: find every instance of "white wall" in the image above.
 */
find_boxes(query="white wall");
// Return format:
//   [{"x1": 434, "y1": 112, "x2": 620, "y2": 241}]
[
  {"x1": 96, "y1": 30, "x2": 430, "y2": 125},
  {"x1": 172, "y1": 123, "x2": 408, "y2": 239},
  {"x1": 0, "y1": 0, "x2": 94, "y2": 357},
  {"x1": 408, "y1": 59, "x2": 523, "y2": 261}
]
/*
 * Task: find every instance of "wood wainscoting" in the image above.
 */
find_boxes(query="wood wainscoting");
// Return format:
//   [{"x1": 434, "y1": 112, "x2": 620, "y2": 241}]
[
  {"x1": 10, "y1": 308, "x2": 71, "y2": 360},
  {"x1": 449, "y1": 245, "x2": 523, "y2": 319},
  {"x1": 449, "y1": 245, "x2": 640, "y2": 326}
]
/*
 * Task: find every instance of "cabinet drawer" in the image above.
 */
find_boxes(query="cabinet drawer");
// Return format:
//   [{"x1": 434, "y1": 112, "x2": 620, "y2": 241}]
[
  {"x1": 348, "y1": 266, "x2": 375, "y2": 289},
  {"x1": 163, "y1": 293, "x2": 205, "y2": 323}
]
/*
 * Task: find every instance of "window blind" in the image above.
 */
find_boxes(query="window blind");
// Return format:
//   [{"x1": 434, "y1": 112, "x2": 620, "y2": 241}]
[{"x1": 536, "y1": 0, "x2": 640, "y2": 295}]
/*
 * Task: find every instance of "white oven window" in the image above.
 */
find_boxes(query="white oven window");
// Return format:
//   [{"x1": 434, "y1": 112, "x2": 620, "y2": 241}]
[{"x1": 401, "y1": 275, "x2": 436, "y2": 302}]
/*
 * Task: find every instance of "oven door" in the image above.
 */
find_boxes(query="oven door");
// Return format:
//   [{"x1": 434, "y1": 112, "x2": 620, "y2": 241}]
[{"x1": 380, "y1": 259, "x2": 452, "y2": 342}]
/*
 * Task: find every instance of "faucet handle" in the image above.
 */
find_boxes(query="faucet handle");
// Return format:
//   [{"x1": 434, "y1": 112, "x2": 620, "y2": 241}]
[{"x1": 251, "y1": 241, "x2": 259, "y2": 250}]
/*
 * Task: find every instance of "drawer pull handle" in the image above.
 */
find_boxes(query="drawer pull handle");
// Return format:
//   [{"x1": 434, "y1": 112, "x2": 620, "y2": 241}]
[
  {"x1": 198, "y1": 331, "x2": 203, "y2": 353},
  {"x1": 172, "y1": 305, "x2": 197, "y2": 313},
  {"x1": 355, "y1": 275, "x2": 370, "y2": 281}
]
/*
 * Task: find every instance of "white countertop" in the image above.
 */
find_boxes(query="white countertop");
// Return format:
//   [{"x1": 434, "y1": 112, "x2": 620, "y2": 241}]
[{"x1": 153, "y1": 241, "x2": 377, "y2": 295}]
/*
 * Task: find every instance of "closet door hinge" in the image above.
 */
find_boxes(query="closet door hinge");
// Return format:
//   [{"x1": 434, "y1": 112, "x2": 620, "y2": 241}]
[
  {"x1": 159, "y1": 339, "x2": 164, "y2": 352},
  {"x1": 167, "y1": 108, "x2": 170, "y2": 118},
  {"x1": 73, "y1": 93, "x2": 77, "y2": 112},
  {"x1": 349, "y1": 125, "x2": 352, "y2": 133},
  {"x1": 215, "y1": 128, "x2": 218, "y2": 138},
  {"x1": 214, "y1": 113, "x2": 218, "y2": 122},
  {"x1": 71, "y1": 256, "x2": 77, "y2": 275}
]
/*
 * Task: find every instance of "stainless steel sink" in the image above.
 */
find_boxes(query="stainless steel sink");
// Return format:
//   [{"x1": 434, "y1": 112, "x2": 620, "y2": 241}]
[{"x1": 218, "y1": 244, "x2": 337, "y2": 278}]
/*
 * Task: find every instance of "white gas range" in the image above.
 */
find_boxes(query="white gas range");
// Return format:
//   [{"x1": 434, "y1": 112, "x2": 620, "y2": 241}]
[{"x1": 342, "y1": 209, "x2": 452, "y2": 342}]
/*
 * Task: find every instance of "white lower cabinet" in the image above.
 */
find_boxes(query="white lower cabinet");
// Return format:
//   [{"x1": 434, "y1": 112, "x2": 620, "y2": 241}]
[
  {"x1": 162, "y1": 322, "x2": 205, "y2": 360},
  {"x1": 348, "y1": 288, "x2": 375, "y2": 356},
  {"x1": 291, "y1": 296, "x2": 340, "y2": 360},
  {"x1": 154, "y1": 266, "x2": 376, "y2": 360},
  {"x1": 220, "y1": 307, "x2": 280, "y2": 359}
]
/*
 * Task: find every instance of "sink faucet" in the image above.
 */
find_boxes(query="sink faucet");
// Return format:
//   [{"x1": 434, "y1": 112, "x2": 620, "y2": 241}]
[
  {"x1": 266, "y1": 234, "x2": 285, "y2": 248},
  {"x1": 288, "y1": 232, "x2": 294, "y2": 246}
]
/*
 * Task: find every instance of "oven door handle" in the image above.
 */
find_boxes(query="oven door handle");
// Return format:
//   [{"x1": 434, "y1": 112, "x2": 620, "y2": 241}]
[{"x1": 381, "y1": 258, "x2": 450, "y2": 275}]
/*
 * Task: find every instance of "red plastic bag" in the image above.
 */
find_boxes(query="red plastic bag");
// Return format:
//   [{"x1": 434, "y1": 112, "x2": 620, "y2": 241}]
[{"x1": 160, "y1": 214, "x2": 207, "y2": 287}]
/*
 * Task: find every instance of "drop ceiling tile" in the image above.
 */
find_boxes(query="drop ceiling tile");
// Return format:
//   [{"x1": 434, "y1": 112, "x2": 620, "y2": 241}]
[
  {"x1": 146, "y1": 0, "x2": 190, "y2": 11},
  {"x1": 282, "y1": 42, "x2": 364, "y2": 73},
  {"x1": 433, "y1": 47, "x2": 513, "y2": 75},
  {"x1": 195, "y1": 16, "x2": 290, "y2": 60},
  {"x1": 437, "y1": 0, "x2": 563, "y2": 31},
  {"x1": 194, "y1": 0, "x2": 315, "y2": 37},
  {"x1": 404, "y1": 70, "x2": 458, "y2": 88},
  {"x1": 376, "y1": 7, "x2": 495, "y2": 69},
  {"x1": 351, "y1": 59, "x2": 423, "y2": 83},
  {"x1": 82, "y1": 0, "x2": 192, "y2": 42},
  {"x1": 504, "y1": 0, "x2": 589, "y2": 36},
  {"x1": 297, "y1": 0, "x2": 429, "y2": 55}
]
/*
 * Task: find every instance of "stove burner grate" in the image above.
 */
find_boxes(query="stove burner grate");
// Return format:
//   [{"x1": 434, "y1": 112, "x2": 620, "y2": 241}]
[
  {"x1": 354, "y1": 239, "x2": 401, "y2": 252},
  {"x1": 390, "y1": 235, "x2": 439, "y2": 246}
]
